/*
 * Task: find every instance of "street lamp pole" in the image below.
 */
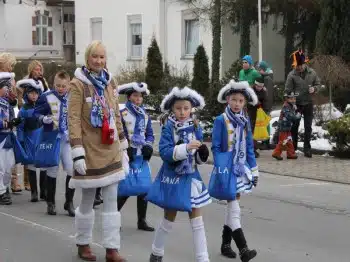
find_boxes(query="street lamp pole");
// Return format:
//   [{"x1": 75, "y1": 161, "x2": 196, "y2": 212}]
[{"x1": 258, "y1": 0, "x2": 262, "y2": 62}]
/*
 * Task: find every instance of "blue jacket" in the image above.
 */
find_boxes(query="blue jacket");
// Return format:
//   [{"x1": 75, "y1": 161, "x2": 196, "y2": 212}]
[
  {"x1": 17, "y1": 102, "x2": 42, "y2": 142},
  {"x1": 211, "y1": 114, "x2": 257, "y2": 171},
  {"x1": 278, "y1": 102, "x2": 300, "y2": 132}
]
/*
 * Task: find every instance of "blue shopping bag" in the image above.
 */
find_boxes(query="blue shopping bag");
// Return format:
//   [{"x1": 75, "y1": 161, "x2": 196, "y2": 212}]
[
  {"x1": 10, "y1": 133, "x2": 28, "y2": 164},
  {"x1": 34, "y1": 129, "x2": 61, "y2": 168},
  {"x1": 208, "y1": 151, "x2": 237, "y2": 201},
  {"x1": 118, "y1": 155, "x2": 152, "y2": 196},
  {"x1": 22, "y1": 128, "x2": 42, "y2": 165},
  {"x1": 146, "y1": 165, "x2": 192, "y2": 212}
]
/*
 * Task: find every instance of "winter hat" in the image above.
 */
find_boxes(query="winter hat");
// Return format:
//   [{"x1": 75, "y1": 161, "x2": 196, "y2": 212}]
[
  {"x1": 0, "y1": 72, "x2": 14, "y2": 90},
  {"x1": 242, "y1": 55, "x2": 253, "y2": 66},
  {"x1": 258, "y1": 61, "x2": 268, "y2": 71},
  {"x1": 118, "y1": 82, "x2": 150, "y2": 97},
  {"x1": 16, "y1": 79, "x2": 43, "y2": 102},
  {"x1": 255, "y1": 76, "x2": 265, "y2": 87},
  {"x1": 160, "y1": 86, "x2": 205, "y2": 112},
  {"x1": 218, "y1": 80, "x2": 258, "y2": 106}
]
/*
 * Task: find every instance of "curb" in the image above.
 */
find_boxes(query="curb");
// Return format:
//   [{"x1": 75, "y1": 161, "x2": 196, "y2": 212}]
[{"x1": 153, "y1": 150, "x2": 349, "y2": 185}]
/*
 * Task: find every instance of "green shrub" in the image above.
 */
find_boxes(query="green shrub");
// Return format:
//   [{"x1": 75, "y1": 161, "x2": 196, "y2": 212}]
[{"x1": 326, "y1": 115, "x2": 350, "y2": 158}]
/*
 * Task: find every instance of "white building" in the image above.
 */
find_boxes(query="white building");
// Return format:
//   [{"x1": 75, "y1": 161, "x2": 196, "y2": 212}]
[
  {"x1": 0, "y1": 0, "x2": 75, "y2": 62},
  {"x1": 75, "y1": 0, "x2": 286, "y2": 81}
]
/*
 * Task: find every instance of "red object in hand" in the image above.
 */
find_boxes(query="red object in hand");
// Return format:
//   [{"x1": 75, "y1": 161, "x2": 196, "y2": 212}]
[{"x1": 101, "y1": 115, "x2": 114, "y2": 145}]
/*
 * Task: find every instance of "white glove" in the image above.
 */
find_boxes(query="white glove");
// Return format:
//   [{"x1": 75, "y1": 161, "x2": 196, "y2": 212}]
[
  {"x1": 296, "y1": 112, "x2": 301, "y2": 119},
  {"x1": 43, "y1": 116, "x2": 53, "y2": 124},
  {"x1": 74, "y1": 159, "x2": 87, "y2": 175}
]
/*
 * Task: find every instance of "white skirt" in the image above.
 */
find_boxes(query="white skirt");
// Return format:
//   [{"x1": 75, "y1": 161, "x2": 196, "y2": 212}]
[
  {"x1": 236, "y1": 165, "x2": 254, "y2": 194},
  {"x1": 190, "y1": 178, "x2": 212, "y2": 208}
]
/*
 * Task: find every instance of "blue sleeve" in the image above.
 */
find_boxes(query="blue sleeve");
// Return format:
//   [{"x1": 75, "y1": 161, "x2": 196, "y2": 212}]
[
  {"x1": 158, "y1": 124, "x2": 176, "y2": 164},
  {"x1": 145, "y1": 116, "x2": 155, "y2": 145},
  {"x1": 0, "y1": 121, "x2": 4, "y2": 129},
  {"x1": 194, "y1": 125, "x2": 204, "y2": 142},
  {"x1": 16, "y1": 109, "x2": 25, "y2": 142},
  {"x1": 211, "y1": 116, "x2": 224, "y2": 158},
  {"x1": 33, "y1": 95, "x2": 51, "y2": 122},
  {"x1": 246, "y1": 122, "x2": 257, "y2": 169}
]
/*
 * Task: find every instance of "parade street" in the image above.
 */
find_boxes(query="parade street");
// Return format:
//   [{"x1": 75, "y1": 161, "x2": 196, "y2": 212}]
[{"x1": 0, "y1": 155, "x2": 349, "y2": 262}]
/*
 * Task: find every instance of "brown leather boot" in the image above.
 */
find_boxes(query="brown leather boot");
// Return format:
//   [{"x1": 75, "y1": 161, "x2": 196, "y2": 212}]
[
  {"x1": 77, "y1": 245, "x2": 96, "y2": 261},
  {"x1": 11, "y1": 173, "x2": 22, "y2": 193},
  {"x1": 105, "y1": 249, "x2": 127, "y2": 262},
  {"x1": 23, "y1": 168, "x2": 30, "y2": 191}
]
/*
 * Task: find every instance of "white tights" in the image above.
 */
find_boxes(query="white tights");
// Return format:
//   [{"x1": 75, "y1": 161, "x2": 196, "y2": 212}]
[{"x1": 225, "y1": 200, "x2": 241, "y2": 231}]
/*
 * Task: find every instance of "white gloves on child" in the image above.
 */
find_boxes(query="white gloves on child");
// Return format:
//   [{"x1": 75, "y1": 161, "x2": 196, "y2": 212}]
[
  {"x1": 72, "y1": 147, "x2": 87, "y2": 175},
  {"x1": 43, "y1": 116, "x2": 53, "y2": 124}
]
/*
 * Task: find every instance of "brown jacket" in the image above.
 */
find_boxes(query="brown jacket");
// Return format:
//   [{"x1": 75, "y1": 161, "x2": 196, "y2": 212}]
[{"x1": 68, "y1": 68, "x2": 127, "y2": 189}]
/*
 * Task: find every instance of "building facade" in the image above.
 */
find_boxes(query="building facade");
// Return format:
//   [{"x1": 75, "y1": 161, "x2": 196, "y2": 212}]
[
  {"x1": 75, "y1": 0, "x2": 286, "y2": 81},
  {"x1": 0, "y1": 0, "x2": 75, "y2": 62}
]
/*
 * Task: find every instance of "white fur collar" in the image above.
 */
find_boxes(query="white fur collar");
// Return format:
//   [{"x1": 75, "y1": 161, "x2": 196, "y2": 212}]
[
  {"x1": 74, "y1": 68, "x2": 112, "y2": 86},
  {"x1": 0, "y1": 72, "x2": 15, "y2": 80}
]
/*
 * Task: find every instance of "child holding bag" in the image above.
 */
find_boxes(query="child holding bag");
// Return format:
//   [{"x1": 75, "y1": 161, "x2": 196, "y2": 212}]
[
  {"x1": 117, "y1": 82, "x2": 155, "y2": 231},
  {"x1": 210, "y1": 80, "x2": 258, "y2": 262},
  {"x1": 147, "y1": 87, "x2": 211, "y2": 262},
  {"x1": 33, "y1": 70, "x2": 75, "y2": 216},
  {"x1": 16, "y1": 79, "x2": 44, "y2": 202}
]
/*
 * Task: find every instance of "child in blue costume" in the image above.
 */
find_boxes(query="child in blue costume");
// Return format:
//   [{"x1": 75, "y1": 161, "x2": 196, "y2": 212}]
[
  {"x1": 117, "y1": 82, "x2": 155, "y2": 231},
  {"x1": 16, "y1": 79, "x2": 44, "y2": 202},
  {"x1": 0, "y1": 73, "x2": 22, "y2": 205},
  {"x1": 148, "y1": 87, "x2": 211, "y2": 262},
  {"x1": 34, "y1": 70, "x2": 75, "y2": 217},
  {"x1": 212, "y1": 80, "x2": 259, "y2": 262}
]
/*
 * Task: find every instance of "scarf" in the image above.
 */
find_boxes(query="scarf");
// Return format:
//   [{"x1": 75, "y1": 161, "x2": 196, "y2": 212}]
[
  {"x1": 225, "y1": 106, "x2": 248, "y2": 177},
  {"x1": 52, "y1": 90, "x2": 68, "y2": 137},
  {"x1": 125, "y1": 100, "x2": 146, "y2": 147},
  {"x1": 168, "y1": 113, "x2": 195, "y2": 175},
  {"x1": 0, "y1": 97, "x2": 9, "y2": 124},
  {"x1": 82, "y1": 66, "x2": 109, "y2": 128}
]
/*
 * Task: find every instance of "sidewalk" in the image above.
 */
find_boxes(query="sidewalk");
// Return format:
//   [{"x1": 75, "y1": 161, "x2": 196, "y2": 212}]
[{"x1": 154, "y1": 142, "x2": 350, "y2": 185}]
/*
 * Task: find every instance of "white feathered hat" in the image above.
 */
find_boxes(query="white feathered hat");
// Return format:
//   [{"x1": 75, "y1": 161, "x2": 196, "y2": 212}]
[
  {"x1": 217, "y1": 80, "x2": 258, "y2": 105},
  {"x1": 118, "y1": 82, "x2": 150, "y2": 96},
  {"x1": 16, "y1": 78, "x2": 44, "y2": 92},
  {"x1": 160, "y1": 86, "x2": 205, "y2": 112},
  {"x1": 0, "y1": 72, "x2": 15, "y2": 89}
]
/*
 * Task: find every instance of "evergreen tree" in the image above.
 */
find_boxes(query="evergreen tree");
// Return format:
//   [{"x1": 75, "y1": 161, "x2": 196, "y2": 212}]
[
  {"x1": 191, "y1": 45, "x2": 210, "y2": 96},
  {"x1": 316, "y1": 0, "x2": 350, "y2": 63},
  {"x1": 145, "y1": 37, "x2": 164, "y2": 93}
]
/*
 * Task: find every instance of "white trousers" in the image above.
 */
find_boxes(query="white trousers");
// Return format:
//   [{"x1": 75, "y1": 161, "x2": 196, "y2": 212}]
[
  {"x1": 46, "y1": 139, "x2": 73, "y2": 178},
  {"x1": 0, "y1": 140, "x2": 15, "y2": 195}
]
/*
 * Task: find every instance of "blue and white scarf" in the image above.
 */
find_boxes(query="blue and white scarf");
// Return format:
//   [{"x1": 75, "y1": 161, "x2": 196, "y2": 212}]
[
  {"x1": 52, "y1": 90, "x2": 68, "y2": 137},
  {"x1": 168, "y1": 113, "x2": 195, "y2": 175},
  {"x1": 82, "y1": 66, "x2": 109, "y2": 128},
  {"x1": 126, "y1": 100, "x2": 146, "y2": 147},
  {"x1": 0, "y1": 97, "x2": 9, "y2": 124},
  {"x1": 225, "y1": 106, "x2": 248, "y2": 177}
]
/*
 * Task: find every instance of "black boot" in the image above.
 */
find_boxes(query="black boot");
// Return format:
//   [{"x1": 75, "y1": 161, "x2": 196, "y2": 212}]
[
  {"x1": 232, "y1": 228, "x2": 257, "y2": 262},
  {"x1": 64, "y1": 176, "x2": 75, "y2": 217},
  {"x1": 137, "y1": 195, "x2": 154, "y2": 231},
  {"x1": 117, "y1": 195, "x2": 128, "y2": 211},
  {"x1": 93, "y1": 187, "x2": 103, "y2": 208},
  {"x1": 221, "y1": 225, "x2": 237, "y2": 258},
  {"x1": 28, "y1": 170, "x2": 38, "y2": 202},
  {"x1": 39, "y1": 170, "x2": 47, "y2": 200},
  {"x1": 149, "y1": 253, "x2": 163, "y2": 262},
  {"x1": 0, "y1": 192, "x2": 11, "y2": 205},
  {"x1": 46, "y1": 176, "x2": 57, "y2": 215}
]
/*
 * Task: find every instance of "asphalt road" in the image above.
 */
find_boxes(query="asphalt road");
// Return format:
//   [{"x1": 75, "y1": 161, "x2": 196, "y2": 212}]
[{"x1": 0, "y1": 157, "x2": 350, "y2": 262}]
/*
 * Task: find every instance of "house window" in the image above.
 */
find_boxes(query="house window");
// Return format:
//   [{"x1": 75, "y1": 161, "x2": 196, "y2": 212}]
[
  {"x1": 127, "y1": 15, "x2": 142, "y2": 59},
  {"x1": 90, "y1": 17, "x2": 103, "y2": 41},
  {"x1": 32, "y1": 12, "x2": 53, "y2": 46},
  {"x1": 184, "y1": 19, "x2": 199, "y2": 56}
]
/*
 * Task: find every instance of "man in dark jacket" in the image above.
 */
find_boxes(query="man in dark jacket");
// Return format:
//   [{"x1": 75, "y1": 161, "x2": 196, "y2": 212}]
[{"x1": 285, "y1": 50, "x2": 321, "y2": 158}]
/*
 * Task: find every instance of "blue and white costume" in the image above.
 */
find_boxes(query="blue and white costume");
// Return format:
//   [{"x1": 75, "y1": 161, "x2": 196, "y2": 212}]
[
  {"x1": 148, "y1": 87, "x2": 211, "y2": 262},
  {"x1": 211, "y1": 80, "x2": 258, "y2": 261},
  {"x1": 34, "y1": 89, "x2": 73, "y2": 177},
  {"x1": 16, "y1": 79, "x2": 44, "y2": 170},
  {"x1": 117, "y1": 82, "x2": 155, "y2": 231},
  {"x1": 0, "y1": 73, "x2": 18, "y2": 201}
]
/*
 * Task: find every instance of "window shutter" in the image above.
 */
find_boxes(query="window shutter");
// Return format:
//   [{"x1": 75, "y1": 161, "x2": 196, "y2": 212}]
[
  {"x1": 48, "y1": 17, "x2": 52, "y2": 27},
  {"x1": 32, "y1": 16, "x2": 36, "y2": 26},
  {"x1": 48, "y1": 31, "x2": 53, "y2": 46},
  {"x1": 32, "y1": 30, "x2": 37, "y2": 45}
]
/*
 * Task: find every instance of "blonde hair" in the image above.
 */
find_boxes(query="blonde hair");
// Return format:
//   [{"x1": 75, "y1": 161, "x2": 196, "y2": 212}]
[
  {"x1": 54, "y1": 70, "x2": 70, "y2": 82},
  {"x1": 84, "y1": 40, "x2": 106, "y2": 68},
  {"x1": 28, "y1": 60, "x2": 44, "y2": 76},
  {"x1": 0, "y1": 52, "x2": 17, "y2": 71}
]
